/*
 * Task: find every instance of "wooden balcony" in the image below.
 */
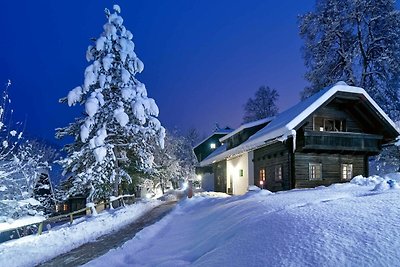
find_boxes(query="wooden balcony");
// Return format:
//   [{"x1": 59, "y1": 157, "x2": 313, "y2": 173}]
[{"x1": 299, "y1": 131, "x2": 382, "y2": 153}]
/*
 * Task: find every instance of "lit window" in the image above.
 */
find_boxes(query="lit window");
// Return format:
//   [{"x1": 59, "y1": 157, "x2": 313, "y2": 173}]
[
  {"x1": 275, "y1": 165, "x2": 282, "y2": 181},
  {"x1": 309, "y1": 163, "x2": 322, "y2": 180},
  {"x1": 210, "y1": 143, "x2": 216, "y2": 149},
  {"x1": 259, "y1": 168, "x2": 265, "y2": 187},
  {"x1": 342, "y1": 164, "x2": 353, "y2": 180}
]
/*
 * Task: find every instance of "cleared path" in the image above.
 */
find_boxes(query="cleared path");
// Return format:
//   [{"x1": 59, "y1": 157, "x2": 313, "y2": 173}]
[{"x1": 38, "y1": 201, "x2": 177, "y2": 267}]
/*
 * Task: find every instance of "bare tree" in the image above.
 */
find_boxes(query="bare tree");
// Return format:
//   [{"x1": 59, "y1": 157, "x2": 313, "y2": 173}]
[{"x1": 243, "y1": 85, "x2": 279, "y2": 123}]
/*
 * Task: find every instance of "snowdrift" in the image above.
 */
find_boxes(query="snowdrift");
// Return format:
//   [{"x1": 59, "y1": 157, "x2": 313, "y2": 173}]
[{"x1": 86, "y1": 174, "x2": 400, "y2": 267}]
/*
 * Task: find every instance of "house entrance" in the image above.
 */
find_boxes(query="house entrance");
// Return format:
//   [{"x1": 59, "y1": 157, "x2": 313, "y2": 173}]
[{"x1": 228, "y1": 175, "x2": 233, "y2": 194}]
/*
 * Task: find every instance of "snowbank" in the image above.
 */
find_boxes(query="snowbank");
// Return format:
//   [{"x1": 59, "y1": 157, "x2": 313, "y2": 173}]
[
  {"x1": 85, "y1": 174, "x2": 400, "y2": 267},
  {"x1": 351, "y1": 174, "x2": 400, "y2": 191},
  {"x1": 0, "y1": 200, "x2": 162, "y2": 267},
  {"x1": 0, "y1": 215, "x2": 45, "y2": 232}
]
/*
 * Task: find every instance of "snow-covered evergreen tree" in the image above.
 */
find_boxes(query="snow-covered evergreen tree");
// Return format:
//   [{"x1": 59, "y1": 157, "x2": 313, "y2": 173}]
[
  {"x1": 56, "y1": 5, "x2": 165, "y2": 203},
  {"x1": 299, "y1": 0, "x2": 400, "y2": 121},
  {"x1": 33, "y1": 170, "x2": 55, "y2": 216},
  {"x1": 243, "y1": 85, "x2": 279, "y2": 123}
]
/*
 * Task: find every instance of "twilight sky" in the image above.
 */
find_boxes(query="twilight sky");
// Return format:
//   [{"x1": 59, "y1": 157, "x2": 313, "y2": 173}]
[{"x1": 0, "y1": 0, "x2": 314, "y2": 143}]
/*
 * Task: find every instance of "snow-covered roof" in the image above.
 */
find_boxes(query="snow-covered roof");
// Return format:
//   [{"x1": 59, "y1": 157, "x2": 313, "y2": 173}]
[
  {"x1": 200, "y1": 82, "x2": 400, "y2": 166},
  {"x1": 200, "y1": 143, "x2": 227, "y2": 164},
  {"x1": 219, "y1": 117, "x2": 274, "y2": 142},
  {"x1": 193, "y1": 128, "x2": 233, "y2": 150}
]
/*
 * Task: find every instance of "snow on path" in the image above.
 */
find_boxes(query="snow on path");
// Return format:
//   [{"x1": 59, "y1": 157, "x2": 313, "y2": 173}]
[
  {"x1": 85, "y1": 178, "x2": 400, "y2": 267},
  {"x1": 0, "y1": 200, "x2": 162, "y2": 267}
]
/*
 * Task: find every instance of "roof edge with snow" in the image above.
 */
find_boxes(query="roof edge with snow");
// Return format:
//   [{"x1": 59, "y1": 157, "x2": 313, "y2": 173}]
[
  {"x1": 219, "y1": 116, "x2": 274, "y2": 142},
  {"x1": 193, "y1": 128, "x2": 233, "y2": 150},
  {"x1": 199, "y1": 82, "x2": 400, "y2": 166}
]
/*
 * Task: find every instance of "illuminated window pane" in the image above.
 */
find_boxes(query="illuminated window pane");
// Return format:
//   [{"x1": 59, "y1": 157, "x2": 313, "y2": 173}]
[
  {"x1": 309, "y1": 163, "x2": 322, "y2": 180},
  {"x1": 259, "y1": 168, "x2": 266, "y2": 187},
  {"x1": 275, "y1": 165, "x2": 282, "y2": 181},
  {"x1": 342, "y1": 164, "x2": 353, "y2": 180}
]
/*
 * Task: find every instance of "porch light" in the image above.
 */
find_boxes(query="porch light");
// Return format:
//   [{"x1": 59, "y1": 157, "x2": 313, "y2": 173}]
[
  {"x1": 210, "y1": 143, "x2": 216, "y2": 149},
  {"x1": 197, "y1": 174, "x2": 202, "y2": 180}
]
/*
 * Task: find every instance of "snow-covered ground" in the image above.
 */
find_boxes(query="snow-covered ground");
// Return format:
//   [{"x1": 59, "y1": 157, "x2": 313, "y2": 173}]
[
  {"x1": 1, "y1": 174, "x2": 400, "y2": 267},
  {"x1": 0, "y1": 212, "x2": 44, "y2": 232},
  {"x1": 84, "y1": 174, "x2": 400, "y2": 267},
  {"x1": 0, "y1": 200, "x2": 162, "y2": 267}
]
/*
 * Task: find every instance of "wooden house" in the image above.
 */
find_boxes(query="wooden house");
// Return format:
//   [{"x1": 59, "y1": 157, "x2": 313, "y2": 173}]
[
  {"x1": 194, "y1": 127, "x2": 232, "y2": 191},
  {"x1": 197, "y1": 82, "x2": 399, "y2": 194}
]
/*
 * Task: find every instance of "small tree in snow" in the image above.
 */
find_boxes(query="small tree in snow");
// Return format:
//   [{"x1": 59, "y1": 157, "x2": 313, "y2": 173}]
[
  {"x1": 152, "y1": 131, "x2": 183, "y2": 194},
  {"x1": 56, "y1": 5, "x2": 165, "y2": 203},
  {"x1": 145, "y1": 130, "x2": 198, "y2": 196},
  {"x1": 243, "y1": 85, "x2": 279, "y2": 123},
  {"x1": 0, "y1": 81, "x2": 53, "y2": 220},
  {"x1": 177, "y1": 130, "x2": 198, "y2": 182},
  {"x1": 0, "y1": 80, "x2": 23, "y2": 160}
]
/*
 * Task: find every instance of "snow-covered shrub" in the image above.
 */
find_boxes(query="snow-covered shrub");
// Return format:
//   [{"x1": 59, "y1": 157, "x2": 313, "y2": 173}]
[
  {"x1": 350, "y1": 175, "x2": 385, "y2": 186},
  {"x1": 0, "y1": 82, "x2": 55, "y2": 221}
]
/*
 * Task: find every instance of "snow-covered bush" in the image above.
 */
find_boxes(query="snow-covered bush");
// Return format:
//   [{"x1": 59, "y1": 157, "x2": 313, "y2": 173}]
[
  {"x1": 350, "y1": 173, "x2": 400, "y2": 192},
  {"x1": 56, "y1": 5, "x2": 165, "y2": 202},
  {"x1": 147, "y1": 130, "x2": 198, "y2": 194},
  {"x1": 0, "y1": 81, "x2": 54, "y2": 221}
]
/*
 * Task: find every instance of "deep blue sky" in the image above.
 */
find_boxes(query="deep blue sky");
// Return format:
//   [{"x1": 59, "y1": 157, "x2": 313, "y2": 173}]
[{"x1": 0, "y1": 0, "x2": 314, "y2": 142}]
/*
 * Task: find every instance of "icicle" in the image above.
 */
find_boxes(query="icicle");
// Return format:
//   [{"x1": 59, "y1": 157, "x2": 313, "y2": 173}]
[{"x1": 291, "y1": 129, "x2": 297, "y2": 152}]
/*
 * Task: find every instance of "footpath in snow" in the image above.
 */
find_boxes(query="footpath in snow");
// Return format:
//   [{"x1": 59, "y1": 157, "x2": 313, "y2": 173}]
[
  {"x1": 40, "y1": 201, "x2": 177, "y2": 267},
  {"x1": 84, "y1": 174, "x2": 400, "y2": 267},
  {"x1": 0, "y1": 199, "x2": 162, "y2": 267}
]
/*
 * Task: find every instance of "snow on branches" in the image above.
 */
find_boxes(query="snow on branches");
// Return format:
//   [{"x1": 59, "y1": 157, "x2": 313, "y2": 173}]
[
  {"x1": 57, "y1": 5, "x2": 165, "y2": 202},
  {"x1": 299, "y1": 0, "x2": 400, "y2": 121},
  {"x1": 0, "y1": 81, "x2": 54, "y2": 221}
]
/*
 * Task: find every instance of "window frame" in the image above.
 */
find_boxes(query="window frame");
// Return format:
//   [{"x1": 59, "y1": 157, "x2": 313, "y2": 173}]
[
  {"x1": 274, "y1": 165, "x2": 282, "y2": 182},
  {"x1": 259, "y1": 168, "x2": 265, "y2": 181},
  {"x1": 309, "y1": 163, "x2": 322, "y2": 180},
  {"x1": 313, "y1": 116, "x2": 346, "y2": 132},
  {"x1": 341, "y1": 163, "x2": 353, "y2": 180},
  {"x1": 259, "y1": 168, "x2": 266, "y2": 187}
]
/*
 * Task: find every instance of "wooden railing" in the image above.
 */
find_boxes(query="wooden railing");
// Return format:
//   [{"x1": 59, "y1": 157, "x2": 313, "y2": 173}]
[
  {"x1": 0, "y1": 194, "x2": 136, "y2": 242},
  {"x1": 300, "y1": 131, "x2": 382, "y2": 153}
]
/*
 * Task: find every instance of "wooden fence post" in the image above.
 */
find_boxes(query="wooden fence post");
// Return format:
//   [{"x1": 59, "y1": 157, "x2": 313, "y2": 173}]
[{"x1": 38, "y1": 222, "x2": 43, "y2": 235}]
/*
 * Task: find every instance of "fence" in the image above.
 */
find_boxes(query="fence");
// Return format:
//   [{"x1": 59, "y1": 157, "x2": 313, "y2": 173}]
[{"x1": 0, "y1": 194, "x2": 136, "y2": 243}]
